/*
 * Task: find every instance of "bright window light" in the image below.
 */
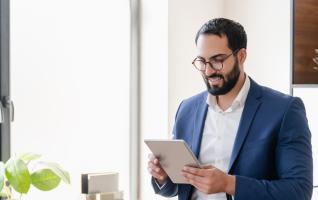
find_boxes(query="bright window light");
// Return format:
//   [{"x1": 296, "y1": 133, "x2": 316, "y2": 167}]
[{"x1": 10, "y1": 1, "x2": 130, "y2": 200}]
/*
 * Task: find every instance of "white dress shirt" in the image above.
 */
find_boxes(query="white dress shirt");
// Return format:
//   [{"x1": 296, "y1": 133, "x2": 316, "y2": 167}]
[{"x1": 191, "y1": 76, "x2": 250, "y2": 200}]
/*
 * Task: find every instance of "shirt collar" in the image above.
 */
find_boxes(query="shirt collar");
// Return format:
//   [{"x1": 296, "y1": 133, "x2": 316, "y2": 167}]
[{"x1": 206, "y1": 75, "x2": 250, "y2": 112}]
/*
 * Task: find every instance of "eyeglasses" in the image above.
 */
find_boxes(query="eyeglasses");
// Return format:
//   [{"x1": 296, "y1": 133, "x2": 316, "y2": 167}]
[{"x1": 192, "y1": 49, "x2": 239, "y2": 71}]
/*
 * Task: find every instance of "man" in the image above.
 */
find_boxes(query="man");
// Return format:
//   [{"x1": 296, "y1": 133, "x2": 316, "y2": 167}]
[{"x1": 148, "y1": 18, "x2": 313, "y2": 200}]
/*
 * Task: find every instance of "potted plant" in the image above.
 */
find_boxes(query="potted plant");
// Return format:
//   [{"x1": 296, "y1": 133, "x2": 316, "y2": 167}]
[{"x1": 0, "y1": 153, "x2": 70, "y2": 200}]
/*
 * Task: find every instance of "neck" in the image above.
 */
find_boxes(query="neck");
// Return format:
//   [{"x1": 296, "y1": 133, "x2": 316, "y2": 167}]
[{"x1": 216, "y1": 73, "x2": 246, "y2": 111}]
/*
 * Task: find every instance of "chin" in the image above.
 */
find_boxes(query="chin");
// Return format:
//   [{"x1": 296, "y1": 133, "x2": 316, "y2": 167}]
[{"x1": 210, "y1": 84, "x2": 223, "y2": 89}]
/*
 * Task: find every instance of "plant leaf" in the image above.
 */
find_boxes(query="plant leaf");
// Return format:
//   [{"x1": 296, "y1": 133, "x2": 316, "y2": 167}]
[
  {"x1": 0, "y1": 161, "x2": 5, "y2": 192},
  {"x1": 0, "y1": 191, "x2": 8, "y2": 197},
  {"x1": 31, "y1": 169, "x2": 61, "y2": 191},
  {"x1": 5, "y1": 158, "x2": 31, "y2": 194},
  {"x1": 19, "y1": 153, "x2": 41, "y2": 165},
  {"x1": 39, "y1": 162, "x2": 70, "y2": 184}
]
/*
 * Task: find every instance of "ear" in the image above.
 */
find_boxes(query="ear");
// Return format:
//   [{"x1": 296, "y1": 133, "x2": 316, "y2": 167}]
[{"x1": 237, "y1": 48, "x2": 247, "y2": 65}]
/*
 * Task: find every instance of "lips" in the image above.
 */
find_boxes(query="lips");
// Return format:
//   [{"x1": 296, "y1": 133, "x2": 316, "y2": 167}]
[{"x1": 208, "y1": 77, "x2": 223, "y2": 85}]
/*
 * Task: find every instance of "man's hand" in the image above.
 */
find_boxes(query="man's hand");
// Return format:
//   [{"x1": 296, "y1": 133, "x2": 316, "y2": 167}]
[
  {"x1": 148, "y1": 154, "x2": 168, "y2": 185},
  {"x1": 181, "y1": 165, "x2": 235, "y2": 195}
]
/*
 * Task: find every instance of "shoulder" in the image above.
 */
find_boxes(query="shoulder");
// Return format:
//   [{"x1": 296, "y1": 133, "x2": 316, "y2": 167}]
[
  {"x1": 250, "y1": 79, "x2": 305, "y2": 115},
  {"x1": 261, "y1": 86, "x2": 292, "y2": 102},
  {"x1": 181, "y1": 91, "x2": 208, "y2": 106},
  {"x1": 250, "y1": 78, "x2": 294, "y2": 106},
  {"x1": 174, "y1": 91, "x2": 208, "y2": 117}
]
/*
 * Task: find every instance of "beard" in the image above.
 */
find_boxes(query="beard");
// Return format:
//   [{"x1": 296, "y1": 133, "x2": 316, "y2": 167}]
[{"x1": 203, "y1": 58, "x2": 241, "y2": 96}]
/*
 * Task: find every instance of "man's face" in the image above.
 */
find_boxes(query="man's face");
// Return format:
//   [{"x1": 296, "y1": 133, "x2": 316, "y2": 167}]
[{"x1": 196, "y1": 34, "x2": 242, "y2": 96}]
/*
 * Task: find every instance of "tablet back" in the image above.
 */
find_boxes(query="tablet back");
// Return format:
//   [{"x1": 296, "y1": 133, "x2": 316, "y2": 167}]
[{"x1": 145, "y1": 139, "x2": 201, "y2": 184}]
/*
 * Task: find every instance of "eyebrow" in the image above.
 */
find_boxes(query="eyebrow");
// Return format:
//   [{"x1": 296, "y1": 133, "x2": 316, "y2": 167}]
[{"x1": 197, "y1": 53, "x2": 227, "y2": 61}]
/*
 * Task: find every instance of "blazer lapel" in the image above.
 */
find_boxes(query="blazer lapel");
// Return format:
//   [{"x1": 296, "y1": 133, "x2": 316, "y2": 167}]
[
  {"x1": 192, "y1": 93, "x2": 208, "y2": 158},
  {"x1": 228, "y1": 78, "x2": 262, "y2": 172}
]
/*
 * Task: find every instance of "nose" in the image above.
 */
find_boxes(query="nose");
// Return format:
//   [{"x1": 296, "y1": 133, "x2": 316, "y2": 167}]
[{"x1": 204, "y1": 63, "x2": 216, "y2": 77}]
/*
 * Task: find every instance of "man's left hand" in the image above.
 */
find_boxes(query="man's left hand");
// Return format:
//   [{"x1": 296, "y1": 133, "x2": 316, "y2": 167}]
[{"x1": 181, "y1": 165, "x2": 236, "y2": 195}]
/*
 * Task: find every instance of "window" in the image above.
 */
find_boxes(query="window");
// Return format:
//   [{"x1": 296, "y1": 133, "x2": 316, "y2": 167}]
[{"x1": 10, "y1": 1, "x2": 130, "y2": 199}]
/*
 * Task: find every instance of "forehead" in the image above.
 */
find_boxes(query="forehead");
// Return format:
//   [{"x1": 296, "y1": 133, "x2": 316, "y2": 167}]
[{"x1": 196, "y1": 34, "x2": 231, "y2": 57}]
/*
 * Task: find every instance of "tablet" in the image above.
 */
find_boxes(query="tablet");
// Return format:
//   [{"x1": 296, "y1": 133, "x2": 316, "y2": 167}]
[{"x1": 144, "y1": 139, "x2": 201, "y2": 184}]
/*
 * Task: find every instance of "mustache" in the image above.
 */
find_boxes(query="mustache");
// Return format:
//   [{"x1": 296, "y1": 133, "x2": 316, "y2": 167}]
[{"x1": 204, "y1": 73, "x2": 224, "y2": 80}]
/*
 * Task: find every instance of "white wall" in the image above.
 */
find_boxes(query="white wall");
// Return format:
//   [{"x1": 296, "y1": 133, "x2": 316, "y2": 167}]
[
  {"x1": 168, "y1": 0, "x2": 225, "y2": 133},
  {"x1": 224, "y1": 0, "x2": 291, "y2": 94},
  {"x1": 293, "y1": 88, "x2": 318, "y2": 187}
]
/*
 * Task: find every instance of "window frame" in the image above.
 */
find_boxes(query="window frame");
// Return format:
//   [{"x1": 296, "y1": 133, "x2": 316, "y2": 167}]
[{"x1": 0, "y1": 0, "x2": 11, "y2": 162}]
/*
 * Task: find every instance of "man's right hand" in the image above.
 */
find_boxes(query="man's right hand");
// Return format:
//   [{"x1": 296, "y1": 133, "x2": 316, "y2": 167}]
[{"x1": 148, "y1": 154, "x2": 168, "y2": 185}]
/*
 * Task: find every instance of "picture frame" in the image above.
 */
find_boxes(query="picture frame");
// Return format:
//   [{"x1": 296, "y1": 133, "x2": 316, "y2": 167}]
[{"x1": 293, "y1": 0, "x2": 318, "y2": 84}]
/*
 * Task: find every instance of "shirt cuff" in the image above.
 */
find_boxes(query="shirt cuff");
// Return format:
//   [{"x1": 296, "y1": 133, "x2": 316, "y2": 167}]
[{"x1": 154, "y1": 178, "x2": 167, "y2": 190}]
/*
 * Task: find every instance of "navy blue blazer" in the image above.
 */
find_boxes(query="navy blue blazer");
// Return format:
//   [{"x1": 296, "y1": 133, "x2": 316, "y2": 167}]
[{"x1": 151, "y1": 78, "x2": 313, "y2": 200}]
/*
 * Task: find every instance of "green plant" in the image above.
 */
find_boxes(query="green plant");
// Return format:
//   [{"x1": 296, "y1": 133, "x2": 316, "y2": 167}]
[{"x1": 0, "y1": 153, "x2": 70, "y2": 200}]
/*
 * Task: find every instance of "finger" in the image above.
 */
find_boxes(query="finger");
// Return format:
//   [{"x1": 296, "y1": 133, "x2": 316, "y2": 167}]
[
  {"x1": 153, "y1": 158, "x2": 159, "y2": 164},
  {"x1": 201, "y1": 164, "x2": 214, "y2": 169},
  {"x1": 148, "y1": 154, "x2": 160, "y2": 164},
  {"x1": 148, "y1": 159, "x2": 162, "y2": 170},
  {"x1": 181, "y1": 171, "x2": 208, "y2": 185},
  {"x1": 148, "y1": 167, "x2": 166, "y2": 181},
  {"x1": 149, "y1": 162, "x2": 163, "y2": 173},
  {"x1": 183, "y1": 175, "x2": 210, "y2": 192},
  {"x1": 183, "y1": 166, "x2": 205, "y2": 177},
  {"x1": 148, "y1": 153, "x2": 156, "y2": 161},
  {"x1": 188, "y1": 179, "x2": 209, "y2": 194}
]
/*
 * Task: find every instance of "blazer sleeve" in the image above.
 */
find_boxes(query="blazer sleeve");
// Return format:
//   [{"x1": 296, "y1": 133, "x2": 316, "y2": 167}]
[
  {"x1": 234, "y1": 97, "x2": 313, "y2": 200},
  {"x1": 151, "y1": 176, "x2": 178, "y2": 197},
  {"x1": 150, "y1": 101, "x2": 184, "y2": 197}
]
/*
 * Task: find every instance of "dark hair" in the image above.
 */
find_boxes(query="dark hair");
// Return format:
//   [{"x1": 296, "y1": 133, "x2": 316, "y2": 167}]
[{"x1": 195, "y1": 18, "x2": 247, "y2": 51}]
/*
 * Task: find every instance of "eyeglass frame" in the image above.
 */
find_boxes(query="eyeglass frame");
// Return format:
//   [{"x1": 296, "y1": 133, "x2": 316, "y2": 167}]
[{"x1": 192, "y1": 49, "x2": 240, "y2": 72}]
